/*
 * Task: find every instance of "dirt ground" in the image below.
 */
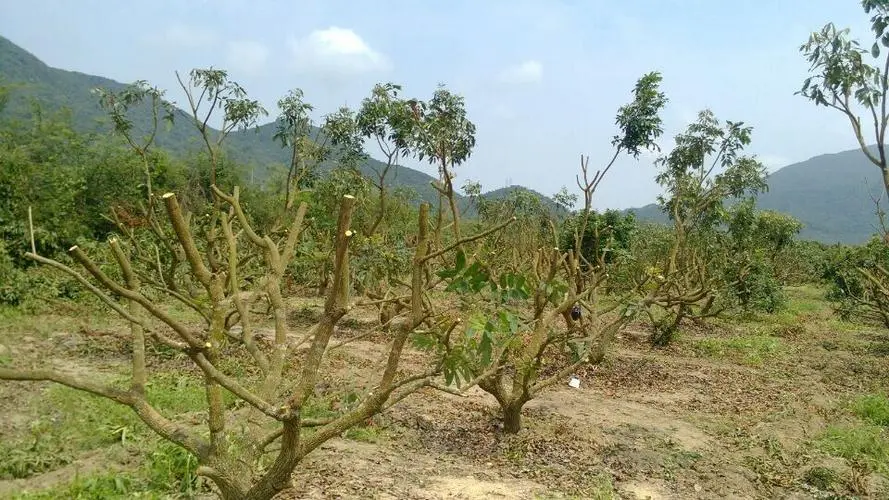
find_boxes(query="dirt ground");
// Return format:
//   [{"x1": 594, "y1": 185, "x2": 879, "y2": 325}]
[{"x1": 1, "y1": 287, "x2": 888, "y2": 499}]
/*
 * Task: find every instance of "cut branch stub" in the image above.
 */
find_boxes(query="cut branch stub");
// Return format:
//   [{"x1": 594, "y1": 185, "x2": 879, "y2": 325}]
[{"x1": 326, "y1": 194, "x2": 356, "y2": 313}]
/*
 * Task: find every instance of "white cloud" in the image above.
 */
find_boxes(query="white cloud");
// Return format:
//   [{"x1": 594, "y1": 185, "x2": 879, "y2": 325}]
[
  {"x1": 288, "y1": 27, "x2": 390, "y2": 76},
  {"x1": 226, "y1": 40, "x2": 269, "y2": 75},
  {"x1": 498, "y1": 60, "x2": 543, "y2": 84},
  {"x1": 145, "y1": 23, "x2": 217, "y2": 48}
]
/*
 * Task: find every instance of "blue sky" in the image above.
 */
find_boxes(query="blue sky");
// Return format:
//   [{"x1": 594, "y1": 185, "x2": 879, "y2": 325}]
[{"x1": 0, "y1": 0, "x2": 877, "y2": 209}]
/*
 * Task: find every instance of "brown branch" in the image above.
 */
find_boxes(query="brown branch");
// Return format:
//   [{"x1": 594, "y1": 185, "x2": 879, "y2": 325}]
[
  {"x1": 212, "y1": 186, "x2": 266, "y2": 248},
  {"x1": 161, "y1": 193, "x2": 212, "y2": 287},
  {"x1": 108, "y1": 238, "x2": 147, "y2": 395},
  {"x1": 422, "y1": 216, "x2": 515, "y2": 263},
  {"x1": 68, "y1": 245, "x2": 204, "y2": 349},
  {"x1": 220, "y1": 212, "x2": 269, "y2": 373},
  {"x1": 287, "y1": 195, "x2": 356, "y2": 409},
  {"x1": 0, "y1": 367, "x2": 209, "y2": 457},
  {"x1": 24, "y1": 252, "x2": 146, "y2": 327}
]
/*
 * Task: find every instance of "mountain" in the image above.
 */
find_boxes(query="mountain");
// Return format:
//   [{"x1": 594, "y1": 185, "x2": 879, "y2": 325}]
[
  {"x1": 482, "y1": 185, "x2": 568, "y2": 215},
  {"x1": 0, "y1": 34, "x2": 551, "y2": 211},
  {"x1": 6, "y1": 34, "x2": 883, "y2": 244},
  {"x1": 624, "y1": 147, "x2": 887, "y2": 244}
]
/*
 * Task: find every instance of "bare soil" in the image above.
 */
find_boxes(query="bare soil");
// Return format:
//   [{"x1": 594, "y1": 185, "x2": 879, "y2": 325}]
[{"x1": 1, "y1": 288, "x2": 888, "y2": 499}]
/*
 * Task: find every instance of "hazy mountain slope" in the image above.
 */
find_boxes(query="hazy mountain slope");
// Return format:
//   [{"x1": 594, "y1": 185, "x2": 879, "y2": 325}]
[
  {"x1": 0, "y1": 34, "x2": 533, "y2": 209},
  {"x1": 624, "y1": 148, "x2": 887, "y2": 244},
  {"x1": 8, "y1": 33, "x2": 880, "y2": 243}
]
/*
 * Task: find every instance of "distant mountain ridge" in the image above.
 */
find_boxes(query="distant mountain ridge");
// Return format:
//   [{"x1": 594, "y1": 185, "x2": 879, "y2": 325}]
[
  {"x1": 1, "y1": 34, "x2": 885, "y2": 244},
  {"x1": 0, "y1": 34, "x2": 551, "y2": 212},
  {"x1": 624, "y1": 147, "x2": 887, "y2": 244}
]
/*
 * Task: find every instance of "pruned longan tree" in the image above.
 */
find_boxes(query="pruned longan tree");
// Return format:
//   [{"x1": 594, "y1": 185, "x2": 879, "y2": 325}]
[
  {"x1": 0, "y1": 189, "x2": 458, "y2": 499},
  {"x1": 0, "y1": 70, "x2": 509, "y2": 499},
  {"x1": 422, "y1": 72, "x2": 669, "y2": 434},
  {"x1": 799, "y1": 1, "x2": 889, "y2": 327},
  {"x1": 639, "y1": 110, "x2": 768, "y2": 346}
]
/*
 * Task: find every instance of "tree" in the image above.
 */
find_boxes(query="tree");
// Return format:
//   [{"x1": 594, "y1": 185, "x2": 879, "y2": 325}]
[
  {"x1": 92, "y1": 81, "x2": 186, "y2": 291},
  {"x1": 724, "y1": 201, "x2": 803, "y2": 312},
  {"x1": 798, "y1": 0, "x2": 889, "y2": 200},
  {"x1": 354, "y1": 82, "x2": 416, "y2": 237},
  {"x1": 273, "y1": 88, "x2": 329, "y2": 214},
  {"x1": 424, "y1": 72, "x2": 668, "y2": 433},
  {"x1": 1, "y1": 190, "x2": 455, "y2": 499},
  {"x1": 799, "y1": 1, "x2": 889, "y2": 328},
  {"x1": 644, "y1": 110, "x2": 768, "y2": 344},
  {"x1": 0, "y1": 83, "x2": 9, "y2": 114},
  {"x1": 0, "y1": 74, "x2": 517, "y2": 497},
  {"x1": 175, "y1": 67, "x2": 267, "y2": 199},
  {"x1": 825, "y1": 236, "x2": 889, "y2": 327},
  {"x1": 409, "y1": 85, "x2": 476, "y2": 244}
]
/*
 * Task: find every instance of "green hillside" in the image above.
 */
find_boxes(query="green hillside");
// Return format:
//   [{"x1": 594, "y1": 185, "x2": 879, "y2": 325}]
[
  {"x1": 7, "y1": 34, "x2": 885, "y2": 244},
  {"x1": 482, "y1": 185, "x2": 568, "y2": 215},
  {"x1": 625, "y1": 148, "x2": 887, "y2": 244},
  {"x1": 0, "y1": 34, "x2": 546, "y2": 211}
]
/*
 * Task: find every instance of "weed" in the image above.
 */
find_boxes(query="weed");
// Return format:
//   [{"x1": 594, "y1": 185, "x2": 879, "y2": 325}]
[
  {"x1": 850, "y1": 393, "x2": 889, "y2": 427},
  {"x1": 287, "y1": 304, "x2": 321, "y2": 325},
  {"x1": 0, "y1": 437, "x2": 71, "y2": 479},
  {"x1": 0, "y1": 375, "x2": 214, "y2": 482},
  {"x1": 694, "y1": 333, "x2": 784, "y2": 366},
  {"x1": 45, "y1": 385, "x2": 145, "y2": 450},
  {"x1": 146, "y1": 372, "x2": 212, "y2": 415},
  {"x1": 823, "y1": 318, "x2": 865, "y2": 334},
  {"x1": 534, "y1": 472, "x2": 615, "y2": 499},
  {"x1": 11, "y1": 473, "x2": 150, "y2": 499},
  {"x1": 344, "y1": 423, "x2": 383, "y2": 443},
  {"x1": 868, "y1": 339, "x2": 889, "y2": 357},
  {"x1": 657, "y1": 438, "x2": 702, "y2": 482},
  {"x1": 580, "y1": 472, "x2": 617, "y2": 500},
  {"x1": 803, "y1": 466, "x2": 839, "y2": 491},
  {"x1": 145, "y1": 441, "x2": 208, "y2": 495},
  {"x1": 816, "y1": 425, "x2": 889, "y2": 473}
]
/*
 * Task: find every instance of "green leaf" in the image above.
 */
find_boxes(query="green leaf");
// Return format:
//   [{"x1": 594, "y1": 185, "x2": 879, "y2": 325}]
[
  {"x1": 873, "y1": 42, "x2": 881, "y2": 58},
  {"x1": 479, "y1": 330, "x2": 493, "y2": 365},
  {"x1": 436, "y1": 267, "x2": 460, "y2": 279},
  {"x1": 410, "y1": 332, "x2": 438, "y2": 351},
  {"x1": 454, "y1": 249, "x2": 466, "y2": 271}
]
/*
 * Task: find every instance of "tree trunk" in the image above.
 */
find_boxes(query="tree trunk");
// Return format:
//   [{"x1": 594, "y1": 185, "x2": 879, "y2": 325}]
[
  {"x1": 501, "y1": 403, "x2": 524, "y2": 434},
  {"x1": 881, "y1": 166, "x2": 889, "y2": 210}
]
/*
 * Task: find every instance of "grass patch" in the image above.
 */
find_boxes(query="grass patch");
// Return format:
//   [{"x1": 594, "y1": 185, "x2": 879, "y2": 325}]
[
  {"x1": 816, "y1": 425, "x2": 889, "y2": 473},
  {"x1": 693, "y1": 333, "x2": 785, "y2": 366},
  {"x1": 851, "y1": 393, "x2": 889, "y2": 427},
  {"x1": 10, "y1": 442, "x2": 207, "y2": 499},
  {"x1": 0, "y1": 369, "x2": 235, "y2": 481},
  {"x1": 11, "y1": 473, "x2": 154, "y2": 499},
  {"x1": 344, "y1": 424, "x2": 384, "y2": 443}
]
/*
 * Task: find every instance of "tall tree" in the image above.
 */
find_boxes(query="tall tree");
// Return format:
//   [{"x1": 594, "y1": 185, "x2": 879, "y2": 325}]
[
  {"x1": 355, "y1": 82, "x2": 415, "y2": 236},
  {"x1": 409, "y1": 85, "x2": 476, "y2": 244},
  {"x1": 799, "y1": 1, "x2": 889, "y2": 330},
  {"x1": 273, "y1": 89, "x2": 329, "y2": 213},
  {"x1": 798, "y1": 0, "x2": 889, "y2": 200}
]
